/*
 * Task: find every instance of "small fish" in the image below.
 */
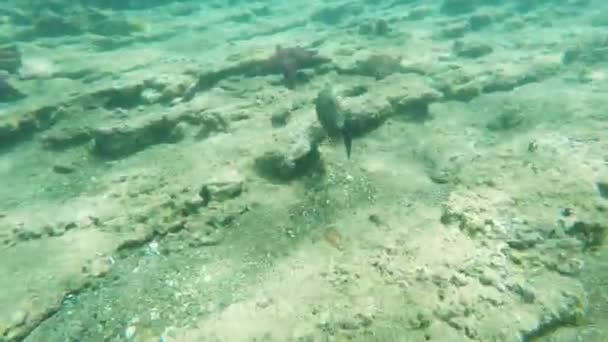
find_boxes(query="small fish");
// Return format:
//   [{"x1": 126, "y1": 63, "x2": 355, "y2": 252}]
[{"x1": 315, "y1": 85, "x2": 353, "y2": 158}]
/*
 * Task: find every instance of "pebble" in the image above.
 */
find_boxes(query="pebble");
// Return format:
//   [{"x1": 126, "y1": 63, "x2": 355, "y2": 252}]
[
  {"x1": 52, "y1": 164, "x2": 76, "y2": 174},
  {"x1": 125, "y1": 325, "x2": 137, "y2": 339},
  {"x1": 11, "y1": 310, "x2": 27, "y2": 327}
]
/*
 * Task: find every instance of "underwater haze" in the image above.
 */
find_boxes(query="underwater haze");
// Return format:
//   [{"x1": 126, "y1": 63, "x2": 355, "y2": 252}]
[{"x1": 1, "y1": 0, "x2": 608, "y2": 341}]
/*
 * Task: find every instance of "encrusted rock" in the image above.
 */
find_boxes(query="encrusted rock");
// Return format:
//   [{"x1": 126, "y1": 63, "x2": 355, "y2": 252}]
[
  {"x1": 52, "y1": 164, "x2": 76, "y2": 174},
  {"x1": 0, "y1": 106, "x2": 63, "y2": 147},
  {"x1": 310, "y1": 3, "x2": 362, "y2": 25},
  {"x1": 452, "y1": 40, "x2": 493, "y2": 58},
  {"x1": 358, "y1": 18, "x2": 391, "y2": 36},
  {"x1": 441, "y1": 0, "x2": 479, "y2": 15},
  {"x1": 88, "y1": 18, "x2": 144, "y2": 36},
  {"x1": 352, "y1": 54, "x2": 403, "y2": 80},
  {"x1": 566, "y1": 220, "x2": 606, "y2": 250},
  {"x1": 199, "y1": 180, "x2": 244, "y2": 206},
  {"x1": 468, "y1": 12, "x2": 495, "y2": 31},
  {"x1": 562, "y1": 34, "x2": 608, "y2": 65},
  {"x1": 384, "y1": 74, "x2": 443, "y2": 120},
  {"x1": 0, "y1": 45, "x2": 22, "y2": 74},
  {"x1": 339, "y1": 91, "x2": 392, "y2": 135},
  {"x1": 91, "y1": 115, "x2": 183, "y2": 159},
  {"x1": 0, "y1": 78, "x2": 25, "y2": 102},
  {"x1": 270, "y1": 109, "x2": 292, "y2": 128},
  {"x1": 254, "y1": 128, "x2": 322, "y2": 181},
  {"x1": 438, "y1": 21, "x2": 470, "y2": 39},
  {"x1": 597, "y1": 181, "x2": 608, "y2": 199},
  {"x1": 406, "y1": 6, "x2": 433, "y2": 20},
  {"x1": 31, "y1": 13, "x2": 83, "y2": 37},
  {"x1": 41, "y1": 127, "x2": 92, "y2": 150},
  {"x1": 486, "y1": 106, "x2": 525, "y2": 131}
]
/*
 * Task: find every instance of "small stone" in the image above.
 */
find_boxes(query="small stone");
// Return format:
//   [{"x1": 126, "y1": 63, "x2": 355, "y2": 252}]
[
  {"x1": 270, "y1": 109, "x2": 291, "y2": 127},
  {"x1": 125, "y1": 325, "x2": 136, "y2": 339},
  {"x1": 453, "y1": 40, "x2": 494, "y2": 59},
  {"x1": 406, "y1": 7, "x2": 432, "y2": 20},
  {"x1": 469, "y1": 13, "x2": 494, "y2": 31},
  {"x1": 10, "y1": 310, "x2": 27, "y2": 327},
  {"x1": 450, "y1": 273, "x2": 468, "y2": 287},
  {"x1": 509, "y1": 283, "x2": 536, "y2": 303},
  {"x1": 566, "y1": 220, "x2": 606, "y2": 250},
  {"x1": 0, "y1": 78, "x2": 25, "y2": 102},
  {"x1": 16, "y1": 228, "x2": 42, "y2": 241},
  {"x1": 409, "y1": 312, "x2": 431, "y2": 329},
  {"x1": 43, "y1": 224, "x2": 65, "y2": 237},
  {"x1": 52, "y1": 164, "x2": 76, "y2": 174},
  {"x1": 254, "y1": 130, "x2": 321, "y2": 181},
  {"x1": 441, "y1": 0, "x2": 477, "y2": 15},
  {"x1": 596, "y1": 181, "x2": 608, "y2": 199},
  {"x1": 478, "y1": 273, "x2": 494, "y2": 286},
  {"x1": 199, "y1": 180, "x2": 243, "y2": 206},
  {"x1": 439, "y1": 22, "x2": 469, "y2": 39}
]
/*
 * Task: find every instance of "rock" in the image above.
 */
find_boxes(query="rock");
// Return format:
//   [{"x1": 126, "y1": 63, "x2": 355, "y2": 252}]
[
  {"x1": 590, "y1": 12, "x2": 608, "y2": 27},
  {"x1": 199, "y1": 180, "x2": 244, "y2": 206},
  {"x1": 125, "y1": 325, "x2": 136, "y2": 339},
  {"x1": 254, "y1": 128, "x2": 322, "y2": 181},
  {"x1": 41, "y1": 127, "x2": 92, "y2": 150},
  {"x1": 339, "y1": 94, "x2": 390, "y2": 135},
  {"x1": 406, "y1": 6, "x2": 433, "y2": 20},
  {"x1": 91, "y1": 115, "x2": 183, "y2": 159},
  {"x1": 310, "y1": 3, "x2": 362, "y2": 25},
  {"x1": 188, "y1": 228, "x2": 224, "y2": 247},
  {"x1": 438, "y1": 21, "x2": 470, "y2": 39},
  {"x1": 189, "y1": 45, "x2": 332, "y2": 93},
  {"x1": 507, "y1": 282, "x2": 535, "y2": 303},
  {"x1": 408, "y1": 312, "x2": 431, "y2": 330},
  {"x1": 352, "y1": 54, "x2": 403, "y2": 80},
  {"x1": 270, "y1": 109, "x2": 291, "y2": 127},
  {"x1": 596, "y1": 181, "x2": 608, "y2": 199},
  {"x1": 89, "y1": 0, "x2": 179, "y2": 10},
  {"x1": 0, "y1": 45, "x2": 22, "y2": 74},
  {"x1": 16, "y1": 228, "x2": 42, "y2": 241},
  {"x1": 358, "y1": 19, "x2": 391, "y2": 36},
  {"x1": 384, "y1": 74, "x2": 443, "y2": 121},
  {"x1": 0, "y1": 78, "x2": 26, "y2": 102},
  {"x1": 486, "y1": 107, "x2": 525, "y2": 131},
  {"x1": 193, "y1": 112, "x2": 228, "y2": 140},
  {"x1": 1, "y1": 106, "x2": 64, "y2": 148},
  {"x1": 31, "y1": 13, "x2": 83, "y2": 37},
  {"x1": 90, "y1": 83, "x2": 145, "y2": 109},
  {"x1": 506, "y1": 230, "x2": 543, "y2": 250},
  {"x1": 468, "y1": 12, "x2": 494, "y2": 30},
  {"x1": 52, "y1": 164, "x2": 76, "y2": 174},
  {"x1": 441, "y1": 0, "x2": 479, "y2": 15},
  {"x1": 520, "y1": 292, "x2": 586, "y2": 340},
  {"x1": 88, "y1": 18, "x2": 144, "y2": 36},
  {"x1": 566, "y1": 220, "x2": 606, "y2": 250},
  {"x1": 562, "y1": 35, "x2": 608, "y2": 65},
  {"x1": 452, "y1": 40, "x2": 493, "y2": 58}
]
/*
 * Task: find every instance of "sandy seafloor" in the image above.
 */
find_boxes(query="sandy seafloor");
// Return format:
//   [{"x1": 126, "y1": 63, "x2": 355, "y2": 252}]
[{"x1": 1, "y1": 0, "x2": 607, "y2": 341}]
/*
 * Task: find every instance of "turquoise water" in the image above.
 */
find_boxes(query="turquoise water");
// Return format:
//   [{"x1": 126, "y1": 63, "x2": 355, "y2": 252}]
[{"x1": 1, "y1": 0, "x2": 607, "y2": 341}]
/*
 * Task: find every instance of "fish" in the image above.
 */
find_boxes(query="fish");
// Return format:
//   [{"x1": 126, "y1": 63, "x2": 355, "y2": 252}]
[{"x1": 315, "y1": 85, "x2": 353, "y2": 158}]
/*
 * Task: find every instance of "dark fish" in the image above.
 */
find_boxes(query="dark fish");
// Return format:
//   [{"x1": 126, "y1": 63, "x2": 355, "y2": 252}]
[{"x1": 315, "y1": 85, "x2": 353, "y2": 158}]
